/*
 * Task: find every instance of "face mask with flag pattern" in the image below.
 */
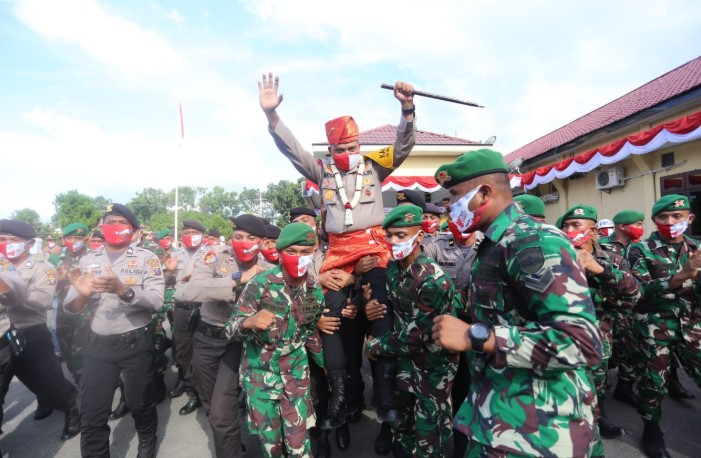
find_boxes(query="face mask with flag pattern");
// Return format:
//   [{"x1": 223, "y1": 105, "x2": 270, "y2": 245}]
[
  {"x1": 280, "y1": 252, "x2": 313, "y2": 278},
  {"x1": 332, "y1": 152, "x2": 361, "y2": 172}
]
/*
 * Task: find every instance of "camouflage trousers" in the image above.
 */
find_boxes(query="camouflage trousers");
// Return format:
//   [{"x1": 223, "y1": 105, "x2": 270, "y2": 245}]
[
  {"x1": 245, "y1": 393, "x2": 315, "y2": 458},
  {"x1": 55, "y1": 305, "x2": 91, "y2": 384},
  {"x1": 393, "y1": 389, "x2": 453, "y2": 457},
  {"x1": 591, "y1": 317, "x2": 613, "y2": 399},
  {"x1": 153, "y1": 306, "x2": 169, "y2": 378},
  {"x1": 633, "y1": 312, "x2": 701, "y2": 422},
  {"x1": 609, "y1": 309, "x2": 638, "y2": 383}
]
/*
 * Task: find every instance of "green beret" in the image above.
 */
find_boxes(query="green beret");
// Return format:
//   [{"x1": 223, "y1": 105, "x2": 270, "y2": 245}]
[
  {"x1": 62, "y1": 223, "x2": 89, "y2": 237},
  {"x1": 434, "y1": 149, "x2": 508, "y2": 189},
  {"x1": 651, "y1": 194, "x2": 690, "y2": 216},
  {"x1": 156, "y1": 228, "x2": 173, "y2": 240},
  {"x1": 275, "y1": 222, "x2": 317, "y2": 250},
  {"x1": 558, "y1": 204, "x2": 598, "y2": 228},
  {"x1": 440, "y1": 221, "x2": 449, "y2": 231},
  {"x1": 513, "y1": 194, "x2": 545, "y2": 217},
  {"x1": 612, "y1": 210, "x2": 644, "y2": 225},
  {"x1": 382, "y1": 205, "x2": 423, "y2": 229}
]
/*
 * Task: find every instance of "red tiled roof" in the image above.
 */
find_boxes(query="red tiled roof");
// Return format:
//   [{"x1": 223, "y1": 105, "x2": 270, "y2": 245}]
[
  {"x1": 506, "y1": 55, "x2": 701, "y2": 164},
  {"x1": 315, "y1": 124, "x2": 477, "y2": 145}
]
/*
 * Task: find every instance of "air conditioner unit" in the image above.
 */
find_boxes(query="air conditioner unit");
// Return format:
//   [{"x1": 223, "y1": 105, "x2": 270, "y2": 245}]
[
  {"x1": 541, "y1": 192, "x2": 559, "y2": 204},
  {"x1": 595, "y1": 167, "x2": 625, "y2": 190}
]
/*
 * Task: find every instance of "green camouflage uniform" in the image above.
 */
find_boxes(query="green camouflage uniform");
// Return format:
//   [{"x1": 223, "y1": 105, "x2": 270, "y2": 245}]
[
  {"x1": 366, "y1": 252, "x2": 459, "y2": 457},
  {"x1": 457, "y1": 204, "x2": 603, "y2": 457},
  {"x1": 226, "y1": 265, "x2": 325, "y2": 458},
  {"x1": 146, "y1": 243, "x2": 172, "y2": 379},
  {"x1": 627, "y1": 231, "x2": 701, "y2": 422},
  {"x1": 599, "y1": 233, "x2": 639, "y2": 384}
]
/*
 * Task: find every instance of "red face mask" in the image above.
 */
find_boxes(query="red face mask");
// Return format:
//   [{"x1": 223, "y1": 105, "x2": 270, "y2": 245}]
[
  {"x1": 158, "y1": 239, "x2": 172, "y2": 250},
  {"x1": 421, "y1": 220, "x2": 439, "y2": 234},
  {"x1": 599, "y1": 228, "x2": 613, "y2": 237},
  {"x1": 565, "y1": 228, "x2": 592, "y2": 248},
  {"x1": 102, "y1": 224, "x2": 133, "y2": 247},
  {"x1": 622, "y1": 225, "x2": 644, "y2": 242},
  {"x1": 448, "y1": 221, "x2": 472, "y2": 241},
  {"x1": 261, "y1": 248, "x2": 280, "y2": 263},
  {"x1": 232, "y1": 240, "x2": 260, "y2": 263},
  {"x1": 280, "y1": 252, "x2": 313, "y2": 278},
  {"x1": 64, "y1": 240, "x2": 85, "y2": 253},
  {"x1": 182, "y1": 233, "x2": 203, "y2": 249},
  {"x1": 332, "y1": 152, "x2": 361, "y2": 172},
  {"x1": 89, "y1": 240, "x2": 105, "y2": 251}
]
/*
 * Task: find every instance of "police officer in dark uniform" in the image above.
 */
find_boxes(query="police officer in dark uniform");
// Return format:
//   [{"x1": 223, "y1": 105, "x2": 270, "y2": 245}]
[
  {"x1": 0, "y1": 219, "x2": 80, "y2": 441},
  {"x1": 64, "y1": 204, "x2": 164, "y2": 458}
]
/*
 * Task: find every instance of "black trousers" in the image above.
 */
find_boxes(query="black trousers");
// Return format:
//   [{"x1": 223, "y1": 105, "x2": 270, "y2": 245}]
[
  {"x1": 191, "y1": 331, "x2": 244, "y2": 458},
  {"x1": 79, "y1": 326, "x2": 157, "y2": 458},
  {"x1": 172, "y1": 304, "x2": 197, "y2": 388},
  {"x1": 11, "y1": 324, "x2": 76, "y2": 412},
  {"x1": 0, "y1": 342, "x2": 11, "y2": 429}
]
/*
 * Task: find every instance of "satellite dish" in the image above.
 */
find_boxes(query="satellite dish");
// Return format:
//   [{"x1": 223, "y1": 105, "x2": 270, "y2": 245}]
[
  {"x1": 508, "y1": 157, "x2": 524, "y2": 173},
  {"x1": 484, "y1": 135, "x2": 497, "y2": 145}
]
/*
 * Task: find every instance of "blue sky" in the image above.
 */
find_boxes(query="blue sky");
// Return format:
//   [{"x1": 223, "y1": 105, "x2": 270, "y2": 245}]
[{"x1": 2, "y1": 0, "x2": 701, "y2": 220}]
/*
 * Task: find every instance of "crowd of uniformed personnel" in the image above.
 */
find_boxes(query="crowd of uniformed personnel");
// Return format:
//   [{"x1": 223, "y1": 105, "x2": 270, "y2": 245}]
[{"x1": 0, "y1": 74, "x2": 699, "y2": 458}]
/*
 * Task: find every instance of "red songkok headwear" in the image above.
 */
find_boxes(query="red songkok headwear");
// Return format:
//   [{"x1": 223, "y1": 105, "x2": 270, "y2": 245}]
[{"x1": 325, "y1": 116, "x2": 359, "y2": 145}]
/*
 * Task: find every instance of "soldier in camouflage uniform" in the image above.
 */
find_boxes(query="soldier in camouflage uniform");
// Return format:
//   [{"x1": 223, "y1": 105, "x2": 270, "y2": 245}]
[
  {"x1": 430, "y1": 150, "x2": 603, "y2": 457},
  {"x1": 626, "y1": 194, "x2": 701, "y2": 458},
  {"x1": 512, "y1": 194, "x2": 546, "y2": 223},
  {"x1": 559, "y1": 205, "x2": 640, "y2": 447},
  {"x1": 599, "y1": 209, "x2": 646, "y2": 408},
  {"x1": 364, "y1": 205, "x2": 458, "y2": 457},
  {"x1": 227, "y1": 222, "x2": 325, "y2": 458}
]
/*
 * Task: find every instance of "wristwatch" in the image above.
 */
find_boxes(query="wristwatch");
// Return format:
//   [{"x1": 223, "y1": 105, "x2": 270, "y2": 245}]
[
  {"x1": 231, "y1": 271, "x2": 242, "y2": 289},
  {"x1": 119, "y1": 286, "x2": 135, "y2": 303},
  {"x1": 401, "y1": 105, "x2": 415, "y2": 116},
  {"x1": 469, "y1": 323, "x2": 491, "y2": 353}
]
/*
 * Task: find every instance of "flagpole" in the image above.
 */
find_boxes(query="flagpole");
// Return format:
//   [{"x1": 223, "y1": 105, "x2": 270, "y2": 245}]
[{"x1": 174, "y1": 101, "x2": 185, "y2": 248}]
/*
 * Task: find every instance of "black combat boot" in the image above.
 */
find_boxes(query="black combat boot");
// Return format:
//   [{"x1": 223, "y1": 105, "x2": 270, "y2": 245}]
[
  {"x1": 168, "y1": 368, "x2": 187, "y2": 398},
  {"x1": 34, "y1": 400, "x2": 53, "y2": 421},
  {"x1": 60, "y1": 402, "x2": 80, "y2": 441},
  {"x1": 136, "y1": 434, "x2": 157, "y2": 458},
  {"x1": 453, "y1": 430, "x2": 468, "y2": 458},
  {"x1": 321, "y1": 373, "x2": 348, "y2": 430},
  {"x1": 335, "y1": 422, "x2": 350, "y2": 450},
  {"x1": 347, "y1": 384, "x2": 366, "y2": 423},
  {"x1": 597, "y1": 397, "x2": 626, "y2": 438},
  {"x1": 316, "y1": 430, "x2": 332, "y2": 458},
  {"x1": 109, "y1": 383, "x2": 129, "y2": 421},
  {"x1": 374, "y1": 421, "x2": 392, "y2": 455},
  {"x1": 613, "y1": 380, "x2": 639, "y2": 408},
  {"x1": 374, "y1": 359, "x2": 398, "y2": 423},
  {"x1": 391, "y1": 441, "x2": 412, "y2": 458},
  {"x1": 154, "y1": 375, "x2": 167, "y2": 405},
  {"x1": 178, "y1": 388, "x2": 201, "y2": 415},
  {"x1": 668, "y1": 367, "x2": 695, "y2": 399},
  {"x1": 641, "y1": 420, "x2": 670, "y2": 458}
]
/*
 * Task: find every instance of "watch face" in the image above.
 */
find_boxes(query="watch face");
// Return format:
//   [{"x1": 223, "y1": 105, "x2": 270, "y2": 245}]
[{"x1": 471, "y1": 324, "x2": 490, "y2": 340}]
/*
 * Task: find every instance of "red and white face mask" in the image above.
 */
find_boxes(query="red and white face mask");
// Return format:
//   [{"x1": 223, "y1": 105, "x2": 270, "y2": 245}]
[
  {"x1": 102, "y1": 224, "x2": 133, "y2": 247},
  {"x1": 182, "y1": 233, "x2": 203, "y2": 249},
  {"x1": 622, "y1": 225, "x2": 644, "y2": 242},
  {"x1": 656, "y1": 220, "x2": 689, "y2": 239},
  {"x1": 64, "y1": 240, "x2": 85, "y2": 253},
  {"x1": 0, "y1": 241, "x2": 27, "y2": 259},
  {"x1": 280, "y1": 252, "x2": 313, "y2": 278},
  {"x1": 89, "y1": 240, "x2": 105, "y2": 251},
  {"x1": 261, "y1": 248, "x2": 280, "y2": 263},
  {"x1": 421, "y1": 220, "x2": 439, "y2": 234},
  {"x1": 332, "y1": 152, "x2": 361, "y2": 172},
  {"x1": 565, "y1": 228, "x2": 593, "y2": 248},
  {"x1": 158, "y1": 239, "x2": 172, "y2": 250},
  {"x1": 599, "y1": 227, "x2": 613, "y2": 237},
  {"x1": 232, "y1": 240, "x2": 260, "y2": 263},
  {"x1": 448, "y1": 221, "x2": 472, "y2": 241}
]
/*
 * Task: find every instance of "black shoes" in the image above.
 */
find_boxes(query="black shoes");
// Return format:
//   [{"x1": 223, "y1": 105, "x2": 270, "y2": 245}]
[
  {"x1": 613, "y1": 380, "x2": 640, "y2": 408},
  {"x1": 136, "y1": 435, "x2": 157, "y2": 458},
  {"x1": 109, "y1": 384, "x2": 129, "y2": 421},
  {"x1": 668, "y1": 368, "x2": 695, "y2": 399},
  {"x1": 60, "y1": 404, "x2": 80, "y2": 441},
  {"x1": 335, "y1": 423, "x2": 350, "y2": 450},
  {"x1": 374, "y1": 360, "x2": 398, "y2": 423},
  {"x1": 168, "y1": 378, "x2": 187, "y2": 398},
  {"x1": 597, "y1": 397, "x2": 626, "y2": 439},
  {"x1": 374, "y1": 421, "x2": 392, "y2": 455},
  {"x1": 34, "y1": 404, "x2": 53, "y2": 421},
  {"x1": 641, "y1": 420, "x2": 671, "y2": 458},
  {"x1": 316, "y1": 430, "x2": 332, "y2": 458},
  {"x1": 178, "y1": 389, "x2": 201, "y2": 416},
  {"x1": 321, "y1": 374, "x2": 348, "y2": 430}
]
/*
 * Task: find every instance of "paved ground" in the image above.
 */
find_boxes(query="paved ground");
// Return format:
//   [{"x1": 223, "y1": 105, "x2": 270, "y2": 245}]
[{"x1": 1, "y1": 356, "x2": 699, "y2": 457}]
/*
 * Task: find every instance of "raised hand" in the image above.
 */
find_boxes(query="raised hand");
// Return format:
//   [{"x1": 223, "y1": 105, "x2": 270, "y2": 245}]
[
  {"x1": 394, "y1": 81, "x2": 415, "y2": 109},
  {"x1": 258, "y1": 72, "x2": 283, "y2": 114}
]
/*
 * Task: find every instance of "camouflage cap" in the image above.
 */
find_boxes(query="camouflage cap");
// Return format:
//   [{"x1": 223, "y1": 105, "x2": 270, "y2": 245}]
[
  {"x1": 612, "y1": 210, "x2": 644, "y2": 225},
  {"x1": 434, "y1": 149, "x2": 508, "y2": 189},
  {"x1": 651, "y1": 194, "x2": 689, "y2": 216},
  {"x1": 558, "y1": 204, "x2": 598, "y2": 228},
  {"x1": 382, "y1": 205, "x2": 422, "y2": 229},
  {"x1": 62, "y1": 222, "x2": 89, "y2": 237},
  {"x1": 513, "y1": 194, "x2": 545, "y2": 218},
  {"x1": 275, "y1": 222, "x2": 317, "y2": 250}
]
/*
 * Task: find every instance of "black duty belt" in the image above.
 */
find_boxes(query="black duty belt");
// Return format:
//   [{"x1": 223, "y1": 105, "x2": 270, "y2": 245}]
[
  {"x1": 197, "y1": 321, "x2": 228, "y2": 339},
  {"x1": 89, "y1": 325, "x2": 150, "y2": 347},
  {"x1": 175, "y1": 301, "x2": 200, "y2": 311}
]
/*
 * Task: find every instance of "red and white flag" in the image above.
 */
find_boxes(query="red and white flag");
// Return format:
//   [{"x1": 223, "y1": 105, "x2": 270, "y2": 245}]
[{"x1": 178, "y1": 102, "x2": 185, "y2": 142}]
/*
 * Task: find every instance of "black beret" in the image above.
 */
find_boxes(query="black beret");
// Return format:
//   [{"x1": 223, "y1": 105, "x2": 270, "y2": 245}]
[
  {"x1": 230, "y1": 214, "x2": 267, "y2": 238},
  {"x1": 206, "y1": 228, "x2": 221, "y2": 238},
  {"x1": 425, "y1": 203, "x2": 444, "y2": 216},
  {"x1": 182, "y1": 219, "x2": 205, "y2": 233},
  {"x1": 395, "y1": 189, "x2": 426, "y2": 212},
  {"x1": 104, "y1": 203, "x2": 139, "y2": 229},
  {"x1": 0, "y1": 219, "x2": 37, "y2": 239},
  {"x1": 265, "y1": 224, "x2": 281, "y2": 240},
  {"x1": 288, "y1": 206, "x2": 317, "y2": 223},
  {"x1": 91, "y1": 230, "x2": 105, "y2": 239}
]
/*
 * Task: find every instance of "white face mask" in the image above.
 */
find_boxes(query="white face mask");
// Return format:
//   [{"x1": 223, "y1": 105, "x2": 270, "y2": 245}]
[
  {"x1": 296, "y1": 254, "x2": 314, "y2": 276},
  {"x1": 391, "y1": 232, "x2": 420, "y2": 261},
  {"x1": 3, "y1": 241, "x2": 27, "y2": 259},
  {"x1": 449, "y1": 185, "x2": 482, "y2": 233},
  {"x1": 669, "y1": 220, "x2": 689, "y2": 238}
]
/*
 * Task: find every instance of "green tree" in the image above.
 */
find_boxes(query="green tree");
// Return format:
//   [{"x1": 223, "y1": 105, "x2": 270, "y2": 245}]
[
  {"x1": 127, "y1": 188, "x2": 171, "y2": 224},
  {"x1": 10, "y1": 208, "x2": 52, "y2": 236},
  {"x1": 52, "y1": 190, "x2": 103, "y2": 229},
  {"x1": 265, "y1": 179, "x2": 306, "y2": 227},
  {"x1": 168, "y1": 186, "x2": 206, "y2": 212},
  {"x1": 199, "y1": 186, "x2": 240, "y2": 217}
]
